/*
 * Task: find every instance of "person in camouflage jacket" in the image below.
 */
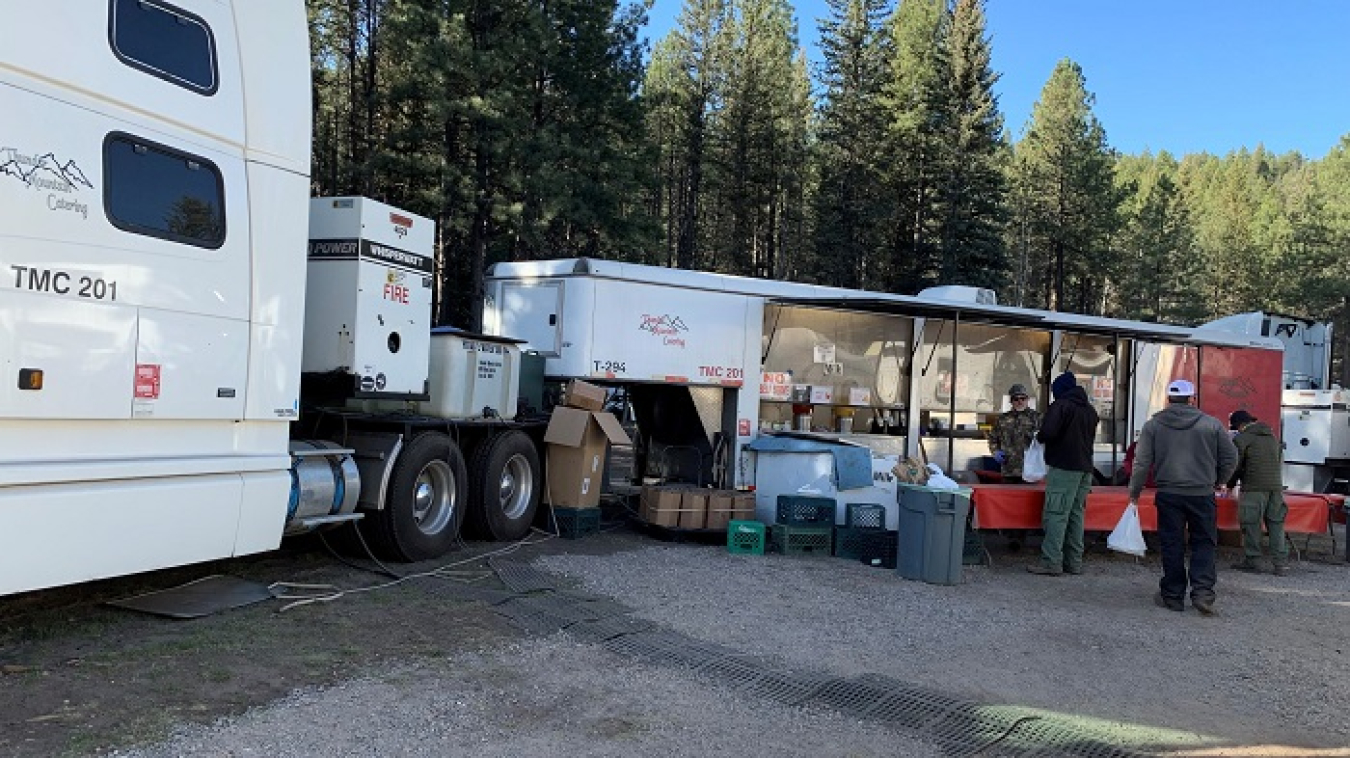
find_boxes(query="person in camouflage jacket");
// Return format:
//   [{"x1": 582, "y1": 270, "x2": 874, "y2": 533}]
[{"x1": 987, "y1": 384, "x2": 1041, "y2": 482}]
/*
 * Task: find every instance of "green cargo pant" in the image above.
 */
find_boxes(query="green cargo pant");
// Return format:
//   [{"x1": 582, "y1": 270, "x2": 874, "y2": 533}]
[
  {"x1": 1039, "y1": 466, "x2": 1093, "y2": 572},
  {"x1": 1238, "y1": 490, "x2": 1288, "y2": 563}
]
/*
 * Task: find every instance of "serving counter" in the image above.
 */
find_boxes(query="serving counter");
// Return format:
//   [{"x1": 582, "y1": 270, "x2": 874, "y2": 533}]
[{"x1": 969, "y1": 484, "x2": 1333, "y2": 534}]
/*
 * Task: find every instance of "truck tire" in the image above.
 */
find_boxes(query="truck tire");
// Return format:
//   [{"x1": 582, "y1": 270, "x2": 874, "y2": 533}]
[
  {"x1": 367, "y1": 432, "x2": 467, "y2": 561},
  {"x1": 465, "y1": 430, "x2": 541, "y2": 542}
]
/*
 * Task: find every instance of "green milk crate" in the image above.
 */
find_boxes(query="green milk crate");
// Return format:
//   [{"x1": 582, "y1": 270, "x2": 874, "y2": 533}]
[
  {"x1": 727, "y1": 520, "x2": 767, "y2": 555},
  {"x1": 770, "y1": 524, "x2": 833, "y2": 556}
]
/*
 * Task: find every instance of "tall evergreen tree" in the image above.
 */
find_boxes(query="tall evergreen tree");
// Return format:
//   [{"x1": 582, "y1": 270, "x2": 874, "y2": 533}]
[
  {"x1": 670, "y1": 0, "x2": 732, "y2": 270},
  {"x1": 879, "y1": 0, "x2": 950, "y2": 293},
  {"x1": 938, "y1": 0, "x2": 1006, "y2": 289},
  {"x1": 710, "y1": 0, "x2": 809, "y2": 277},
  {"x1": 1008, "y1": 59, "x2": 1123, "y2": 313},
  {"x1": 811, "y1": 0, "x2": 892, "y2": 289},
  {"x1": 1114, "y1": 152, "x2": 1203, "y2": 323}
]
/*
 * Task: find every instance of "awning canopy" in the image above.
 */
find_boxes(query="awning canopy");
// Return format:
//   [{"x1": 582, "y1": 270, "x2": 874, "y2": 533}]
[{"x1": 768, "y1": 296, "x2": 1214, "y2": 346}]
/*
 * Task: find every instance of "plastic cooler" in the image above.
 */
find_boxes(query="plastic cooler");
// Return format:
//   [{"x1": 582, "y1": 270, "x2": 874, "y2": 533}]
[{"x1": 896, "y1": 484, "x2": 972, "y2": 585}]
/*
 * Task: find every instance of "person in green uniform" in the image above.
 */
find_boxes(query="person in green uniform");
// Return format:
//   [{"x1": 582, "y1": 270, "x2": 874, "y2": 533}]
[
  {"x1": 1227, "y1": 410, "x2": 1290, "y2": 576},
  {"x1": 1028, "y1": 372, "x2": 1099, "y2": 576},
  {"x1": 987, "y1": 384, "x2": 1041, "y2": 483}
]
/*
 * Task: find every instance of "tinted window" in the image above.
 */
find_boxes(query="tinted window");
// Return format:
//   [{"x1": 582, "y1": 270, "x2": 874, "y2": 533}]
[
  {"x1": 110, "y1": 0, "x2": 218, "y2": 94},
  {"x1": 104, "y1": 134, "x2": 225, "y2": 249}
]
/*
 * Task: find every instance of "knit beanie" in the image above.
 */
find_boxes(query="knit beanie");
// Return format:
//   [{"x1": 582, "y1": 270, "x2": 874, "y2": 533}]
[{"x1": 1050, "y1": 372, "x2": 1077, "y2": 400}]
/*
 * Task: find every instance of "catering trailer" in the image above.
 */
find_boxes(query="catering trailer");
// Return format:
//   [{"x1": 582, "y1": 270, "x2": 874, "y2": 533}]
[{"x1": 484, "y1": 259, "x2": 1286, "y2": 505}]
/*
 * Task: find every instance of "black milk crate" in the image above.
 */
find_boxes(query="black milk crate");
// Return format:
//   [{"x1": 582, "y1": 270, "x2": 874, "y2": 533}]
[
  {"x1": 775, "y1": 495, "x2": 837, "y2": 527},
  {"x1": 770, "y1": 524, "x2": 833, "y2": 556},
  {"x1": 833, "y1": 526, "x2": 877, "y2": 560},
  {"x1": 549, "y1": 507, "x2": 601, "y2": 539},
  {"x1": 845, "y1": 502, "x2": 886, "y2": 530},
  {"x1": 857, "y1": 530, "x2": 899, "y2": 569},
  {"x1": 962, "y1": 524, "x2": 988, "y2": 565}
]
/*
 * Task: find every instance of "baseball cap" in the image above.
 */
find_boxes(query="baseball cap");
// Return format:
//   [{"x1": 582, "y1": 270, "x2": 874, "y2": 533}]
[
  {"x1": 1229, "y1": 409, "x2": 1256, "y2": 430},
  {"x1": 1166, "y1": 379, "x2": 1195, "y2": 398},
  {"x1": 1008, "y1": 384, "x2": 1029, "y2": 398}
]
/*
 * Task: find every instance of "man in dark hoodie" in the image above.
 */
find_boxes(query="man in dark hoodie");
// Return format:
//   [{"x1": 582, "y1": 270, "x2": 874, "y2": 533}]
[
  {"x1": 1129, "y1": 379, "x2": 1237, "y2": 614},
  {"x1": 1227, "y1": 410, "x2": 1289, "y2": 575},
  {"x1": 1027, "y1": 372, "x2": 1099, "y2": 576}
]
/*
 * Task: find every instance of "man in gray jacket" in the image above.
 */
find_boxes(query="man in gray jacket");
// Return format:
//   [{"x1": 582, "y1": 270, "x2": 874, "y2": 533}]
[{"x1": 1128, "y1": 379, "x2": 1238, "y2": 615}]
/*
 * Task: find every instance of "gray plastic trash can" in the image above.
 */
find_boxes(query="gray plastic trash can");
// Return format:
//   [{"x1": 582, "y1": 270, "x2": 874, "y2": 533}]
[{"x1": 896, "y1": 484, "x2": 972, "y2": 585}]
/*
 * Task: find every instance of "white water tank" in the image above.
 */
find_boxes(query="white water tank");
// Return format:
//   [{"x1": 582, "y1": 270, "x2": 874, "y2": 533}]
[{"x1": 425, "y1": 328, "x2": 523, "y2": 419}]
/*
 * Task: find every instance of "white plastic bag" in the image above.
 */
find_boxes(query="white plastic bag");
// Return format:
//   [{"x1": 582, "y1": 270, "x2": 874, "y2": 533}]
[
  {"x1": 1022, "y1": 441, "x2": 1047, "y2": 483},
  {"x1": 1107, "y1": 502, "x2": 1147, "y2": 557},
  {"x1": 924, "y1": 463, "x2": 960, "y2": 490}
]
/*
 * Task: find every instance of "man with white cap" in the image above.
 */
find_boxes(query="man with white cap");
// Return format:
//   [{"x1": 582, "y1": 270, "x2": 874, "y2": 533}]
[{"x1": 1128, "y1": 379, "x2": 1238, "y2": 615}]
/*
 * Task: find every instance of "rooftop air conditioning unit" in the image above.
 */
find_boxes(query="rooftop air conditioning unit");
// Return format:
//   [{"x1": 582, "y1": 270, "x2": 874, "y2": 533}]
[{"x1": 917, "y1": 285, "x2": 998, "y2": 306}]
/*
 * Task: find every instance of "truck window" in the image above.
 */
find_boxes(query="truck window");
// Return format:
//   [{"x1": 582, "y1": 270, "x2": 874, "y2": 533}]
[
  {"x1": 109, "y1": 0, "x2": 218, "y2": 95},
  {"x1": 104, "y1": 133, "x2": 225, "y2": 248}
]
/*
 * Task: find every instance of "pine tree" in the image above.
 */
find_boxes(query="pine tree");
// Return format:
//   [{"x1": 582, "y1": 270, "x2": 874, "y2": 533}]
[
  {"x1": 811, "y1": 0, "x2": 892, "y2": 289},
  {"x1": 1114, "y1": 152, "x2": 1203, "y2": 323},
  {"x1": 938, "y1": 0, "x2": 1007, "y2": 289},
  {"x1": 711, "y1": 0, "x2": 810, "y2": 277},
  {"x1": 1008, "y1": 59, "x2": 1123, "y2": 313},
  {"x1": 879, "y1": 0, "x2": 950, "y2": 293}
]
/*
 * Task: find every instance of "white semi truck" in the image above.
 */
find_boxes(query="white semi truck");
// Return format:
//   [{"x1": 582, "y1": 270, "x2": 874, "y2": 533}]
[{"x1": 0, "y1": 1, "x2": 546, "y2": 597}]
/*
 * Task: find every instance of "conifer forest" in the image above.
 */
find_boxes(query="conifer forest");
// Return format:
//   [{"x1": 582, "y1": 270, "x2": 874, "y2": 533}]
[{"x1": 309, "y1": 0, "x2": 1350, "y2": 376}]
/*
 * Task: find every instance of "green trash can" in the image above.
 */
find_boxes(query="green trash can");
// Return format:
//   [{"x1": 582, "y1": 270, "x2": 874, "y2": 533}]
[{"x1": 896, "y1": 484, "x2": 973, "y2": 585}]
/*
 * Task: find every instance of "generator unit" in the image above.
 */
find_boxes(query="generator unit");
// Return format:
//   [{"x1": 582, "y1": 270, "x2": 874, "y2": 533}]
[{"x1": 303, "y1": 197, "x2": 435, "y2": 398}]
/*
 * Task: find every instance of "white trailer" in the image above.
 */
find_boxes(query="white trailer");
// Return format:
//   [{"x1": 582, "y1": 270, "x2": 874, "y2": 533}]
[
  {"x1": 0, "y1": 1, "x2": 544, "y2": 597},
  {"x1": 483, "y1": 259, "x2": 1285, "y2": 504}
]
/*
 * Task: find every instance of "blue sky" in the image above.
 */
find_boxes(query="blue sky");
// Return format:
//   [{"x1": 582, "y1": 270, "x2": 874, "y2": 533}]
[{"x1": 642, "y1": 1, "x2": 1350, "y2": 159}]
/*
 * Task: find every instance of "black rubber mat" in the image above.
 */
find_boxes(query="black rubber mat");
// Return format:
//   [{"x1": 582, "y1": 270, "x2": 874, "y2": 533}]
[
  {"x1": 487, "y1": 558, "x2": 557, "y2": 593},
  {"x1": 106, "y1": 575, "x2": 276, "y2": 619}
]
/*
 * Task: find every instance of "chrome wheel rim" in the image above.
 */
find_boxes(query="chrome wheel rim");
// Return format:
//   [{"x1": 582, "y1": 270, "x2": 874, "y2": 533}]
[
  {"x1": 497, "y1": 453, "x2": 534, "y2": 520},
  {"x1": 412, "y1": 459, "x2": 456, "y2": 536}
]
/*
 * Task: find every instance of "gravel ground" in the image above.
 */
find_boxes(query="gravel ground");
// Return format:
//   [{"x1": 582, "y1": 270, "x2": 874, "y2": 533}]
[
  {"x1": 113, "y1": 637, "x2": 940, "y2": 758},
  {"x1": 108, "y1": 529, "x2": 1350, "y2": 757}
]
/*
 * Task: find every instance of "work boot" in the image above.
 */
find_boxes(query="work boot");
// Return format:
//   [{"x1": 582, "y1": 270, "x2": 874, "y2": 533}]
[
  {"x1": 1154, "y1": 593, "x2": 1183, "y2": 612},
  {"x1": 1191, "y1": 595, "x2": 1216, "y2": 616},
  {"x1": 1272, "y1": 562, "x2": 1291, "y2": 576},
  {"x1": 1062, "y1": 564, "x2": 1083, "y2": 575},
  {"x1": 1026, "y1": 563, "x2": 1062, "y2": 576},
  {"x1": 1230, "y1": 558, "x2": 1260, "y2": 572}
]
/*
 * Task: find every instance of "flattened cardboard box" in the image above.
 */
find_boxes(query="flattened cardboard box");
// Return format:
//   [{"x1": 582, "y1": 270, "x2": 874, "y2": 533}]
[
  {"x1": 562, "y1": 379, "x2": 607, "y2": 412},
  {"x1": 543, "y1": 406, "x2": 631, "y2": 507}
]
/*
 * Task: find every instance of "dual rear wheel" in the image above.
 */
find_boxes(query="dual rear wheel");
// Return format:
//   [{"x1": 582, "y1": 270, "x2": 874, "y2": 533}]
[{"x1": 364, "y1": 430, "x2": 541, "y2": 560}]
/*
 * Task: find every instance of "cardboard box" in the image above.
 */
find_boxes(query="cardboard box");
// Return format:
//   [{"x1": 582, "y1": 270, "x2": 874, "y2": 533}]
[
  {"x1": 678, "y1": 490, "x2": 709, "y2": 530},
  {"x1": 646, "y1": 486, "x2": 686, "y2": 528},
  {"x1": 543, "y1": 406, "x2": 632, "y2": 507},
  {"x1": 705, "y1": 490, "x2": 757, "y2": 530},
  {"x1": 562, "y1": 379, "x2": 607, "y2": 412},
  {"x1": 706, "y1": 491, "x2": 734, "y2": 530},
  {"x1": 732, "y1": 492, "x2": 756, "y2": 519}
]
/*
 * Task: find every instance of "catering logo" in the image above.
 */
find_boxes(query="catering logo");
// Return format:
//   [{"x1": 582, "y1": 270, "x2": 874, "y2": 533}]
[
  {"x1": 0, "y1": 145, "x2": 94, "y2": 220},
  {"x1": 639, "y1": 313, "x2": 689, "y2": 348}
]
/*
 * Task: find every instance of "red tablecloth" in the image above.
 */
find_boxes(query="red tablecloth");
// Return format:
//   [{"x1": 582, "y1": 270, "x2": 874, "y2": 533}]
[{"x1": 969, "y1": 484, "x2": 1334, "y2": 534}]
